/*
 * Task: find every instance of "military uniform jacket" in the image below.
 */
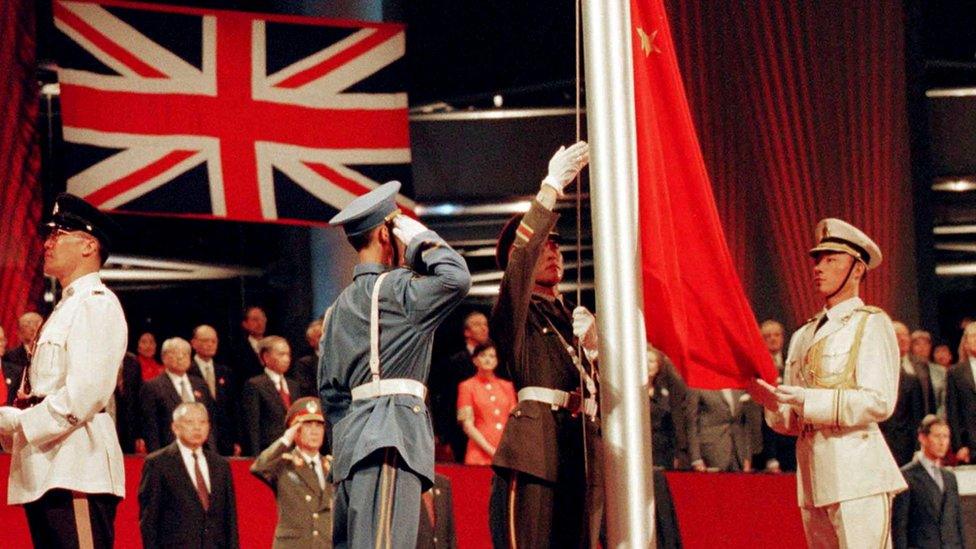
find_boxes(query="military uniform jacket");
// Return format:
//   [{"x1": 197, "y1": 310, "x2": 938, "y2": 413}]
[
  {"x1": 319, "y1": 230, "x2": 470, "y2": 489},
  {"x1": 765, "y1": 296, "x2": 907, "y2": 507},
  {"x1": 490, "y1": 200, "x2": 600, "y2": 482},
  {"x1": 251, "y1": 439, "x2": 333, "y2": 549},
  {"x1": 5, "y1": 273, "x2": 127, "y2": 504}
]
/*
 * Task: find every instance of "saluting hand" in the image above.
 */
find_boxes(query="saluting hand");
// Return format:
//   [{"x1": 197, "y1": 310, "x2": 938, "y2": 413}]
[{"x1": 542, "y1": 141, "x2": 589, "y2": 196}]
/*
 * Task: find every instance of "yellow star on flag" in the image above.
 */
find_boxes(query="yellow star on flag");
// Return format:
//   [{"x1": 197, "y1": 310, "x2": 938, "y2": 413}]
[{"x1": 636, "y1": 27, "x2": 662, "y2": 57}]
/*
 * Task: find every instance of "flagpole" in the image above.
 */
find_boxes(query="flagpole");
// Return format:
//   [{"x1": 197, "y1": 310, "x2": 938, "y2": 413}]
[{"x1": 581, "y1": 0, "x2": 655, "y2": 546}]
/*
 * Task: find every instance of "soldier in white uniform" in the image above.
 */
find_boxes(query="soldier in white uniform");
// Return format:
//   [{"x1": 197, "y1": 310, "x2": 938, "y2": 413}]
[
  {"x1": 757, "y1": 218, "x2": 907, "y2": 549},
  {"x1": 0, "y1": 194, "x2": 127, "y2": 548}
]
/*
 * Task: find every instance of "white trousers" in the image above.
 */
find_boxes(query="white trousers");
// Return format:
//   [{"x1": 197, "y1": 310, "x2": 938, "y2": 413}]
[{"x1": 801, "y1": 493, "x2": 893, "y2": 549}]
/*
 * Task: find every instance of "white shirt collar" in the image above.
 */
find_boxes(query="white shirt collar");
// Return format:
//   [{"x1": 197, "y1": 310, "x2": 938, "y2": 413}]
[
  {"x1": 175, "y1": 439, "x2": 210, "y2": 490},
  {"x1": 916, "y1": 451, "x2": 941, "y2": 471},
  {"x1": 166, "y1": 370, "x2": 190, "y2": 385},
  {"x1": 61, "y1": 272, "x2": 102, "y2": 299},
  {"x1": 822, "y1": 296, "x2": 864, "y2": 321},
  {"x1": 194, "y1": 355, "x2": 214, "y2": 369},
  {"x1": 265, "y1": 368, "x2": 285, "y2": 387}
]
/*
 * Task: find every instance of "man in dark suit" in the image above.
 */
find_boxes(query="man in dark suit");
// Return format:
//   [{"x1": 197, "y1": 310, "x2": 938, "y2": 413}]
[
  {"x1": 112, "y1": 352, "x2": 143, "y2": 453},
  {"x1": 756, "y1": 319, "x2": 796, "y2": 472},
  {"x1": 2, "y1": 311, "x2": 42, "y2": 368},
  {"x1": 189, "y1": 325, "x2": 239, "y2": 456},
  {"x1": 895, "y1": 321, "x2": 936, "y2": 415},
  {"x1": 881, "y1": 366, "x2": 927, "y2": 466},
  {"x1": 140, "y1": 337, "x2": 216, "y2": 452},
  {"x1": 288, "y1": 319, "x2": 323, "y2": 398},
  {"x1": 235, "y1": 306, "x2": 268, "y2": 384},
  {"x1": 946, "y1": 322, "x2": 976, "y2": 464},
  {"x1": 892, "y1": 415, "x2": 967, "y2": 548},
  {"x1": 430, "y1": 310, "x2": 489, "y2": 462},
  {"x1": 0, "y1": 326, "x2": 24, "y2": 406},
  {"x1": 138, "y1": 402, "x2": 239, "y2": 548},
  {"x1": 242, "y1": 336, "x2": 300, "y2": 456},
  {"x1": 687, "y1": 388, "x2": 762, "y2": 472}
]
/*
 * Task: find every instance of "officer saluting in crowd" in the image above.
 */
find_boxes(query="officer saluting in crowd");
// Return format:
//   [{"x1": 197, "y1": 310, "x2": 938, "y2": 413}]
[
  {"x1": 319, "y1": 181, "x2": 470, "y2": 548},
  {"x1": 488, "y1": 142, "x2": 603, "y2": 548},
  {"x1": 0, "y1": 194, "x2": 128, "y2": 548}
]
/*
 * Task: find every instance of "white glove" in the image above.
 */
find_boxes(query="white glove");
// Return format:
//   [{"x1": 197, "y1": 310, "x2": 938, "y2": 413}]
[
  {"x1": 0, "y1": 406, "x2": 23, "y2": 436},
  {"x1": 280, "y1": 422, "x2": 301, "y2": 446},
  {"x1": 773, "y1": 384, "x2": 806, "y2": 409},
  {"x1": 572, "y1": 306, "x2": 598, "y2": 358},
  {"x1": 391, "y1": 214, "x2": 429, "y2": 247},
  {"x1": 542, "y1": 141, "x2": 589, "y2": 196}
]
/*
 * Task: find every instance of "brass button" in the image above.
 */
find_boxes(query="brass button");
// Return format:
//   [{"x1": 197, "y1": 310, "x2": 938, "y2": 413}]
[
  {"x1": 495, "y1": 422, "x2": 503, "y2": 430},
  {"x1": 313, "y1": 512, "x2": 319, "y2": 519},
  {"x1": 313, "y1": 530, "x2": 319, "y2": 537},
  {"x1": 305, "y1": 495, "x2": 312, "y2": 502},
  {"x1": 493, "y1": 409, "x2": 501, "y2": 415},
  {"x1": 514, "y1": 410, "x2": 522, "y2": 417},
  {"x1": 489, "y1": 395, "x2": 497, "y2": 402},
  {"x1": 412, "y1": 405, "x2": 421, "y2": 413}
]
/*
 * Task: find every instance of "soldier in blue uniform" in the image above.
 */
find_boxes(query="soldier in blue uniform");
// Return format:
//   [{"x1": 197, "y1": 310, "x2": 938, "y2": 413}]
[{"x1": 318, "y1": 181, "x2": 471, "y2": 549}]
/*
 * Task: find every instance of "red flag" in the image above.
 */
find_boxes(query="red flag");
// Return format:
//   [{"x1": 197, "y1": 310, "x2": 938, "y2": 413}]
[{"x1": 630, "y1": 0, "x2": 776, "y2": 389}]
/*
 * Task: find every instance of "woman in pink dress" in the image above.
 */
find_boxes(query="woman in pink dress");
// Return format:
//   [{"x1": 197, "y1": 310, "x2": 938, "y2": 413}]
[
  {"x1": 456, "y1": 341, "x2": 517, "y2": 465},
  {"x1": 136, "y1": 331, "x2": 163, "y2": 380}
]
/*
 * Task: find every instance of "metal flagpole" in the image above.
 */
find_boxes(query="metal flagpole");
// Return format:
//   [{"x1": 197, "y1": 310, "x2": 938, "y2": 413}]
[{"x1": 580, "y1": 0, "x2": 655, "y2": 547}]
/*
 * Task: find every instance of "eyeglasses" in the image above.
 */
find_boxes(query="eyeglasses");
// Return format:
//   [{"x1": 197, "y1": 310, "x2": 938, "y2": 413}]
[{"x1": 43, "y1": 226, "x2": 92, "y2": 243}]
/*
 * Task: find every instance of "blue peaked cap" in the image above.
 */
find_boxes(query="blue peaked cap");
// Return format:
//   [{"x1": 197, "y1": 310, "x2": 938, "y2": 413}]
[{"x1": 328, "y1": 181, "x2": 401, "y2": 237}]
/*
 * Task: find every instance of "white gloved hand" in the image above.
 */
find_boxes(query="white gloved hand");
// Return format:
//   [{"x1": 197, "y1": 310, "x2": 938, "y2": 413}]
[
  {"x1": 280, "y1": 422, "x2": 301, "y2": 447},
  {"x1": 572, "y1": 306, "x2": 599, "y2": 357},
  {"x1": 773, "y1": 385, "x2": 806, "y2": 409},
  {"x1": 0, "y1": 406, "x2": 23, "y2": 436},
  {"x1": 542, "y1": 141, "x2": 590, "y2": 196},
  {"x1": 391, "y1": 214, "x2": 429, "y2": 247}
]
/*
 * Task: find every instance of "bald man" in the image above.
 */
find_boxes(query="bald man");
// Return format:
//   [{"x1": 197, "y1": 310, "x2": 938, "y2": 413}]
[{"x1": 3, "y1": 312, "x2": 43, "y2": 368}]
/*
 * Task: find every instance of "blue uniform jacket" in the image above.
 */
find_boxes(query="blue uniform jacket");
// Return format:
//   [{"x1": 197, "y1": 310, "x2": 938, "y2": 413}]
[{"x1": 319, "y1": 230, "x2": 470, "y2": 489}]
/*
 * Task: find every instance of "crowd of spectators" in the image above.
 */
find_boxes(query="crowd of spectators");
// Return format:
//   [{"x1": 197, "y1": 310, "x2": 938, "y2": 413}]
[{"x1": 2, "y1": 306, "x2": 974, "y2": 473}]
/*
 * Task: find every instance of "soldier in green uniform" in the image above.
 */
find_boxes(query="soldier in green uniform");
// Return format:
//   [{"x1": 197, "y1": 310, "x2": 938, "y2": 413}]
[{"x1": 488, "y1": 142, "x2": 603, "y2": 548}]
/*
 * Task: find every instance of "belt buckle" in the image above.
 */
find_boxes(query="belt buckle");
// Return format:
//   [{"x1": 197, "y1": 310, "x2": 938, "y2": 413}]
[{"x1": 565, "y1": 391, "x2": 583, "y2": 417}]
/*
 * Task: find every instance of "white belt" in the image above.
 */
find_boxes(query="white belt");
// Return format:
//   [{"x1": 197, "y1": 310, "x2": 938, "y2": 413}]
[
  {"x1": 351, "y1": 378, "x2": 427, "y2": 401},
  {"x1": 517, "y1": 386, "x2": 597, "y2": 417}
]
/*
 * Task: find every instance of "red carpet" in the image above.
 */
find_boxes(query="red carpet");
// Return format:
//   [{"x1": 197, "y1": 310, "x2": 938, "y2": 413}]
[{"x1": 0, "y1": 456, "x2": 804, "y2": 548}]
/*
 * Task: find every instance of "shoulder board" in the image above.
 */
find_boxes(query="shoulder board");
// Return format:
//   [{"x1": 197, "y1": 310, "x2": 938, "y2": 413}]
[
  {"x1": 855, "y1": 306, "x2": 883, "y2": 314},
  {"x1": 92, "y1": 290, "x2": 105, "y2": 295}
]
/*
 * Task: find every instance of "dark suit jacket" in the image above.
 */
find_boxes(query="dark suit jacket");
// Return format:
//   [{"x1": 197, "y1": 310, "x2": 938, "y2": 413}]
[
  {"x1": 429, "y1": 349, "x2": 475, "y2": 463},
  {"x1": 234, "y1": 335, "x2": 265, "y2": 387},
  {"x1": 189, "y1": 358, "x2": 238, "y2": 456},
  {"x1": 138, "y1": 442, "x2": 240, "y2": 549},
  {"x1": 241, "y1": 373, "x2": 300, "y2": 456},
  {"x1": 909, "y1": 357, "x2": 937, "y2": 416},
  {"x1": 1, "y1": 359, "x2": 24, "y2": 406},
  {"x1": 140, "y1": 373, "x2": 217, "y2": 452},
  {"x1": 288, "y1": 353, "x2": 319, "y2": 398},
  {"x1": 114, "y1": 352, "x2": 143, "y2": 453},
  {"x1": 2, "y1": 345, "x2": 28, "y2": 368},
  {"x1": 417, "y1": 473, "x2": 457, "y2": 549},
  {"x1": 881, "y1": 369, "x2": 926, "y2": 465},
  {"x1": 650, "y1": 354, "x2": 689, "y2": 469},
  {"x1": 892, "y1": 459, "x2": 966, "y2": 548},
  {"x1": 686, "y1": 389, "x2": 762, "y2": 471},
  {"x1": 946, "y1": 361, "x2": 976, "y2": 452}
]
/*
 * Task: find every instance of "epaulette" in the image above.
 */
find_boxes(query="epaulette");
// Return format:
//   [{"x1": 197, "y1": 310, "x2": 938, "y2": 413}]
[
  {"x1": 92, "y1": 290, "x2": 104, "y2": 295},
  {"x1": 855, "y1": 306, "x2": 883, "y2": 314}
]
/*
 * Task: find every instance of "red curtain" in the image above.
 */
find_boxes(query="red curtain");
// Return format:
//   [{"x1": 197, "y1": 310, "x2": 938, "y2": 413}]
[
  {"x1": 0, "y1": 0, "x2": 44, "y2": 347},
  {"x1": 667, "y1": 0, "x2": 917, "y2": 330}
]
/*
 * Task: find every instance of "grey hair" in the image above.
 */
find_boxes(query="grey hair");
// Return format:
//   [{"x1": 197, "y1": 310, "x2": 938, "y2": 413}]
[
  {"x1": 160, "y1": 337, "x2": 191, "y2": 356},
  {"x1": 961, "y1": 322, "x2": 976, "y2": 362},
  {"x1": 258, "y1": 335, "x2": 288, "y2": 357},
  {"x1": 172, "y1": 401, "x2": 209, "y2": 422}
]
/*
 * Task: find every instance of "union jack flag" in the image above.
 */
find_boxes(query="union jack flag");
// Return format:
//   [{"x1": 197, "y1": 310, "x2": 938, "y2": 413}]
[{"x1": 54, "y1": 0, "x2": 415, "y2": 225}]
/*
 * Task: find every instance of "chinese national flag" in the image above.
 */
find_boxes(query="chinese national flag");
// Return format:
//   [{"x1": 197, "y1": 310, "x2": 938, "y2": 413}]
[{"x1": 630, "y1": 0, "x2": 777, "y2": 389}]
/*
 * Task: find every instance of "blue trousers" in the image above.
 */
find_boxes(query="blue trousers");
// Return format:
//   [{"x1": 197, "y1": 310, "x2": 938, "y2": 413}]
[{"x1": 333, "y1": 447, "x2": 422, "y2": 549}]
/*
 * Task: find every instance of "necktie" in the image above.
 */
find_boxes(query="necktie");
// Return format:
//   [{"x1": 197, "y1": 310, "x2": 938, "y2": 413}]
[
  {"x1": 278, "y1": 379, "x2": 291, "y2": 408},
  {"x1": 193, "y1": 452, "x2": 210, "y2": 510},
  {"x1": 203, "y1": 364, "x2": 216, "y2": 397},
  {"x1": 312, "y1": 459, "x2": 325, "y2": 490},
  {"x1": 814, "y1": 315, "x2": 828, "y2": 334},
  {"x1": 181, "y1": 379, "x2": 194, "y2": 403},
  {"x1": 929, "y1": 463, "x2": 945, "y2": 492}
]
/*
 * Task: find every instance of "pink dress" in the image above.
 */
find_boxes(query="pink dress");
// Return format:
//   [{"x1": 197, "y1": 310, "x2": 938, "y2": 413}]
[{"x1": 456, "y1": 375, "x2": 517, "y2": 465}]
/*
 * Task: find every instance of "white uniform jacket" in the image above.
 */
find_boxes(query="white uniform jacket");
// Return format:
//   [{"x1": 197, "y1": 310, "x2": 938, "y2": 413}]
[
  {"x1": 765, "y1": 297, "x2": 907, "y2": 508},
  {"x1": 5, "y1": 273, "x2": 127, "y2": 504}
]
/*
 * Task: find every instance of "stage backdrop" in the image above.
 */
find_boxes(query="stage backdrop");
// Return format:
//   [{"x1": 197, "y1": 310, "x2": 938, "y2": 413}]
[
  {"x1": 666, "y1": 0, "x2": 919, "y2": 331},
  {"x1": 0, "y1": 0, "x2": 45, "y2": 350}
]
